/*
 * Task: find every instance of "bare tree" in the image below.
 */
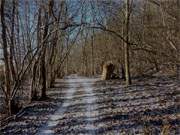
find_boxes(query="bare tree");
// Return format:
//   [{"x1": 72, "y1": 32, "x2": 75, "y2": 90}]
[
  {"x1": 176, "y1": 0, "x2": 180, "y2": 80},
  {"x1": 124, "y1": 0, "x2": 132, "y2": 85},
  {"x1": 40, "y1": 10, "x2": 49, "y2": 99},
  {"x1": 9, "y1": 0, "x2": 17, "y2": 82},
  {"x1": 1, "y1": 0, "x2": 12, "y2": 115}
]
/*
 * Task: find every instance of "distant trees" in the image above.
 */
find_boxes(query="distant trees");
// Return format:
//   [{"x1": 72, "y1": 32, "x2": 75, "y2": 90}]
[
  {"x1": 67, "y1": 0, "x2": 179, "y2": 82},
  {"x1": 146, "y1": 0, "x2": 180, "y2": 80}
]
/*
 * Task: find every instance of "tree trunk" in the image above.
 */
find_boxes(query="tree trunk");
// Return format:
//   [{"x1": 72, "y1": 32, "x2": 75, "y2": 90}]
[
  {"x1": 48, "y1": 43, "x2": 56, "y2": 88},
  {"x1": 40, "y1": 48, "x2": 47, "y2": 99},
  {"x1": 9, "y1": 0, "x2": 16, "y2": 81},
  {"x1": 1, "y1": 0, "x2": 12, "y2": 115},
  {"x1": 124, "y1": 0, "x2": 132, "y2": 85},
  {"x1": 176, "y1": 0, "x2": 180, "y2": 81},
  {"x1": 32, "y1": 7, "x2": 41, "y2": 100},
  {"x1": 30, "y1": 60, "x2": 38, "y2": 101},
  {"x1": 91, "y1": 35, "x2": 95, "y2": 76},
  {"x1": 40, "y1": 11, "x2": 48, "y2": 99},
  {"x1": 121, "y1": 64, "x2": 125, "y2": 80}
]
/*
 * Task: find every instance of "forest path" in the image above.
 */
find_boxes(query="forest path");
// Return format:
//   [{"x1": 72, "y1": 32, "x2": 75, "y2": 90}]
[
  {"x1": 1, "y1": 75, "x2": 179, "y2": 135},
  {"x1": 38, "y1": 75, "x2": 99, "y2": 135}
]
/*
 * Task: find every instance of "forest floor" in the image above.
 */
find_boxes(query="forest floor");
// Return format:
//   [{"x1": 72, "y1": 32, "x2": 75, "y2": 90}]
[{"x1": 0, "y1": 74, "x2": 180, "y2": 135}]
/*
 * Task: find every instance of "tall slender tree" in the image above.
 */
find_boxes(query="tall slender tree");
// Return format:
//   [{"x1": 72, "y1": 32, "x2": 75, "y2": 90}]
[
  {"x1": 9, "y1": 0, "x2": 17, "y2": 81},
  {"x1": 40, "y1": 10, "x2": 49, "y2": 99},
  {"x1": 1, "y1": 0, "x2": 12, "y2": 115},
  {"x1": 124, "y1": 0, "x2": 132, "y2": 85},
  {"x1": 176, "y1": 0, "x2": 180, "y2": 81}
]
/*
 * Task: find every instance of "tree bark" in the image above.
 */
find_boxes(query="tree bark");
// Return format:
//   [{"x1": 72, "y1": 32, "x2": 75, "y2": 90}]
[
  {"x1": 1, "y1": 0, "x2": 12, "y2": 115},
  {"x1": 91, "y1": 35, "x2": 95, "y2": 76},
  {"x1": 176, "y1": 0, "x2": 180, "y2": 81},
  {"x1": 48, "y1": 36, "x2": 57, "y2": 88},
  {"x1": 30, "y1": 60, "x2": 38, "y2": 101},
  {"x1": 40, "y1": 11, "x2": 48, "y2": 99},
  {"x1": 124, "y1": 0, "x2": 132, "y2": 85},
  {"x1": 9, "y1": 0, "x2": 16, "y2": 81}
]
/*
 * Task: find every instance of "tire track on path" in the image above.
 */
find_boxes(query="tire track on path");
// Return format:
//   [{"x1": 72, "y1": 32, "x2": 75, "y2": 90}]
[
  {"x1": 82, "y1": 78, "x2": 100, "y2": 135},
  {"x1": 38, "y1": 76, "x2": 78, "y2": 135}
]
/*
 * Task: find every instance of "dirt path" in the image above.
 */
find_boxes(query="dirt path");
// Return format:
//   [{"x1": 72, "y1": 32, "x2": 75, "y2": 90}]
[
  {"x1": 1, "y1": 75, "x2": 179, "y2": 135},
  {"x1": 82, "y1": 78, "x2": 99, "y2": 135},
  {"x1": 38, "y1": 76, "x2": 78, "y2": 134},
  {"x1": 38, "y1": 75, "x2": 99, "y2": 135}
]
